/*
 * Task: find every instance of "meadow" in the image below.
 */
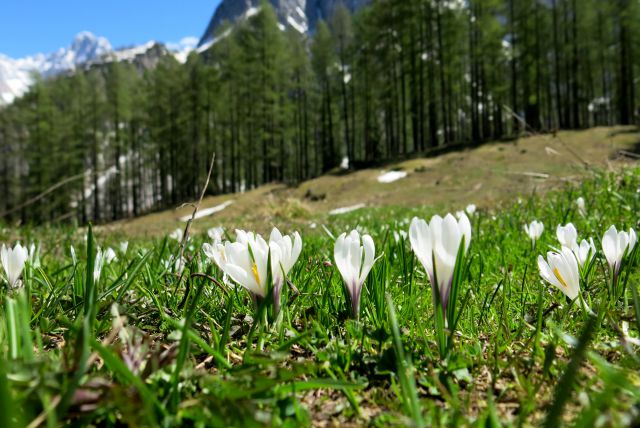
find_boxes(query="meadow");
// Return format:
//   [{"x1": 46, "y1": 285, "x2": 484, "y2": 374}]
[{"x1": 1, "y1": 166, "x2": 639, "y2": 427}]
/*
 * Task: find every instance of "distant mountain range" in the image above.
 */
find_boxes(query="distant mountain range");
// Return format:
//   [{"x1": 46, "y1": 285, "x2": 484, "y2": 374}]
[
  {"x1": 198, "y1": 0, "x2": 369, "y2": 48},
  {"x1": 0, "y1": 32, "x2": 196, "y2": 106},
  {"x1": 1, "y1": 0, "x2": 371, "y2": 106}
]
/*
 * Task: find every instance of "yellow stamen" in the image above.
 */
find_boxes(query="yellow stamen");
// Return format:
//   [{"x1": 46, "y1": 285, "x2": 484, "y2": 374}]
[
  {"x1": 553, "y1": 267, "x2": 568, "y2": 289},
  {"x1": 252, "y1": 263, "x2": 261, "y2": 285}
]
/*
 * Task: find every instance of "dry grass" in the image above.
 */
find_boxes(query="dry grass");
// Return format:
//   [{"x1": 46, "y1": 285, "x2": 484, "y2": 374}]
[{"x1": 99, "y1": 126, "x2": 640, "y2": 238}]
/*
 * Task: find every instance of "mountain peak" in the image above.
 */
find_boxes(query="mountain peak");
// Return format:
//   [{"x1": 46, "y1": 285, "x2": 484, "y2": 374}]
[
  {"x1": 69, "y1": 31, "x2": 113, "y2": 67},
  {"x1": 198, "y1": 0, "x2": 369, "y2": 48}
]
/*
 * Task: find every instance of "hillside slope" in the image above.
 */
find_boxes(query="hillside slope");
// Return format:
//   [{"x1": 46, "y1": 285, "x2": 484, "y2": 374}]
[{"x1": 102, "y1": 127, "x2": 640, "y2": 238}]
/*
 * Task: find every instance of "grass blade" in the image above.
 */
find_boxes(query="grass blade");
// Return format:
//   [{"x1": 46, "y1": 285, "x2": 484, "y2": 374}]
[
  {"x1": 386, "y1": 293, "x2": 424, "y2": 427},
  {"x1": 543, "y1": 316, "x2": 598, "y2": 428}
]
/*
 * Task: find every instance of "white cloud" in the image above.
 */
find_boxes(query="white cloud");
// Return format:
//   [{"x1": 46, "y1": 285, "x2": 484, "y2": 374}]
[{"x1": 166, "y1": 36, "x2": 198, "y2": 52}]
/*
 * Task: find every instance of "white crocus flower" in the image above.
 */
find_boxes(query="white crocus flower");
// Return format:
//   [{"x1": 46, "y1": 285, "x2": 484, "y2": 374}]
[
  {"x1": 575, "y1": 197, "x2": 586, "y2": 217},
  {"x1": 602, "y1": 225, "x2": 637, "y2": 276},
  {"x1": 207, "y1": 227, "x2": 225, "y2": 244},
  {"x1": 524, "y1": 220, "x2": 544, "y2": 245},
  {"x1": 1, "y1": 243, "x2": 29, "y2": 288},
  {"x1": 466, "y1": 204, "x2": 477, "y2": 216},
  {"x1": 104, "y1": 247, "x2": 117, "y2": 264},
  {"x1": 334, "y1": 230, "x2": 376, "y2": 318},
  {"x1": 203, "y1": 240, "x2": 231, "y2": 285},
  {"x1": 70, "y1": 245, "x2": 78, "y2": 265},
  {"x1": 574, "y1": 238, "x2": 596, "y2": 268},
  {"x1": 556, "y1": 223, "x2": 578, "y2": 250},
  {"x1": 119, "y1": 241, "x2": 129, "y2": 254},
  {"x1": 538, "y1": 246, "x2": 581, "y2": 301},
  {"x1": 217, "y1": 230, "x2": 270, "y2": 298},
  {"x1": 28, "y1": 243, "x2": 40, "y2": 268},
  {"x1": 169, "y1": 228, "x2": 184, "y2": 242},
  {"x1": 174, "y1": 256, "x2": 186, "y2": 274},
  {"x1": 269, "y1": 228, "x2": 302, "y2": 312},
  {"x1": 94, "y1": 249, "x2": 105, "y2": 283},
  {"x1": 409, "y1": 213, "x2": 471, "y2": 312},
  {"x1": 393, "y1": 230, "x2": 407, "y2": 243},
  {"x1": 203, "y1": 241, "x2": 227, "y2": 269}
]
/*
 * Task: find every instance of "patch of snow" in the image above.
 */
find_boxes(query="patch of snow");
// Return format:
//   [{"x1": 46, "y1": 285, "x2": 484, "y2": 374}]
[
  {"x1": 180, "y1": 200, "x2": 234, "y2": 222},
  {"x1": 196, "y1": 39, "x2": 216, "y2": 54},
  {"x1": 196, "y1": 28, "x2": 231, "y2": 54},
  {"x1": 340, "y1": 157, "x2": 350, "y2": 169},
  {"x1": 245, "y1": 6, "x2": 260, "y2": 19},
  {"x1": 168, "y1": 36, "x2": 198, "y2": 64},
  {"x1": 377, "y1": 170, "x2": 407, "y2": 183},
  {"x1": 329, "y1": 203, "x2": 366, "y2": 216},
  {"x1": 287, "y1": 15, "x2": 308, "y2": 34},
  {"x1": 107, "y1": 41, "x2": 156, "y2": 62},
  {"x1": 443, "y1": 0, "x2": 465, "y2": 10}
]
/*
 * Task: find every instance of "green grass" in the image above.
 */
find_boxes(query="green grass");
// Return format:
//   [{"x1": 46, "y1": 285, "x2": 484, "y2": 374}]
[{"x1": 1, "y1": 167, "x2": 639, "y2": 427}]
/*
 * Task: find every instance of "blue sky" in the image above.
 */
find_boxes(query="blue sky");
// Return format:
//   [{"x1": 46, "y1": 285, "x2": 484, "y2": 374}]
[{"x1": 0, "y1": 1, "x2": 222, "y2": 58}]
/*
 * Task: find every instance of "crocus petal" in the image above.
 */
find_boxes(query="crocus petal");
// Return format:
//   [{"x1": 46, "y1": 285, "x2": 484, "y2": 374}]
[
  {"x1": 359, "y1": 234, "x2": 375, "y2": 285},
  {"x1": 538, "y1": 255, "x2": 559, "y2": 288},
  {"x1": 334, "y1": 233, "x2": 351, "y2": 286},
  {"x1": 409, "y1": 217, "x2": 433, "y2": 277},
  {"x1": 602, "y1": 225, "x2": 619, "y2": 269},
  {"x1": 557, "y1": 223, "x2": 578, "y2": 250},
  {"x1": 457, "y1": 213, "x2": 472, "y2": 252}
]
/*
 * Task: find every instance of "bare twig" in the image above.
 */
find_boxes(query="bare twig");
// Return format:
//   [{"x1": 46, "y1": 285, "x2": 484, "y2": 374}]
[
  {"x1": 175, "y1": 153, "x2": 216, "y2": 309},
  {"x1": 26, "y1": 395, "x2": 62, "y2": 428},
  {"x1": 178, "y1": 153, "x2": 216, "y2": 263},
  {"x1": 190, "y1": 272, "x2": 230, "y2": 296},
  {"x1": 287, "y1": 279, "x2": 301, "y2": 296},
  {"x1": 286, "y1": 279, "x2": 302, "y2": 306}
]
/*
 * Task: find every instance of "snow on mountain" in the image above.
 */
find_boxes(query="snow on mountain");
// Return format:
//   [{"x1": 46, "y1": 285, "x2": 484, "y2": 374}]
[
  {"x1": 198, "y1": 0, "x2": 369, "y2": 48},
  {"x1": 0, "y1": 32, "x2": 198, "y2": 106},
  {"x1": 0, "y1": 55, "x2": 32, "y2": 105},
  {"x1": 0, "y1": 32, "x2": 112, "y2": 106},
  {"x1": 38, "y1": 32, "x2": 113, "y2": 78},
  {"x1": 167, "y1": 37, "x2": 199, "y2": 64}
]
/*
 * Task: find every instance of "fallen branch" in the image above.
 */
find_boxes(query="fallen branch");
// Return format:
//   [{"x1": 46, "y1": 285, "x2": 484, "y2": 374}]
[
  {"x1": 0, "y1": 172, "x2": 85, "y2": 218},
  {"x1": 618, "y1": 150, "x2": 640, "y2": 159}
]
